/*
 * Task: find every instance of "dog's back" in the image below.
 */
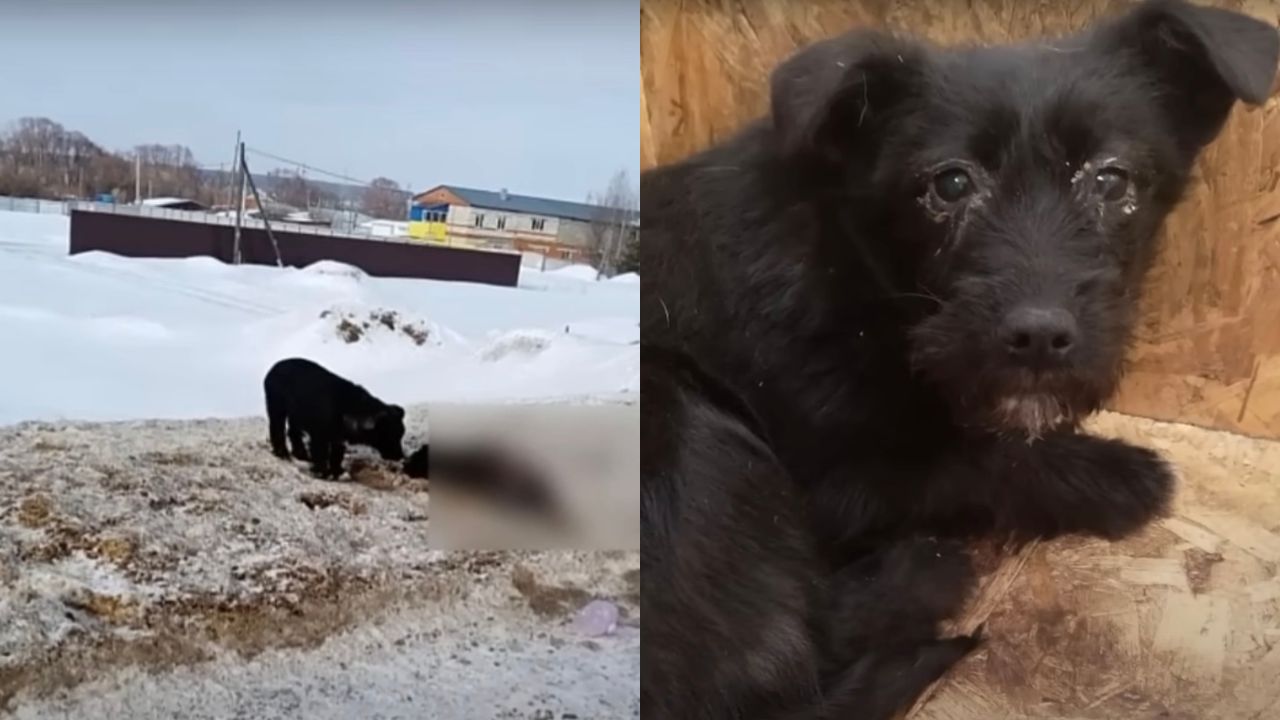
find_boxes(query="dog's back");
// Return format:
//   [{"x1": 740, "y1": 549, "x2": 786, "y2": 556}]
[
  {"x1": 264, "y1": 357, "x2": 377, "y2": 415},
  {"x1": 641, "y1": 126, "x2": 787, "y2": 355},
  {"x1": 265, "y1": 357, "x2": 334, "y2": 393},
  {"x1": 641, "y1": 117, "x2": 928, "y2": 486}
]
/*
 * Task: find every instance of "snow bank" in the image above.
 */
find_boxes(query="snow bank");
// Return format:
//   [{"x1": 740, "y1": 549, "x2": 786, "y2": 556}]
[
  {"x1": 0, "y1": 210, "x2": 639, "y2": 425},
  {"x1": 546, "y1": 264, "x2": 601, "y2": 281},
  {"x1": 300, "y1": 259, "x2": 367, "y2": 281}
]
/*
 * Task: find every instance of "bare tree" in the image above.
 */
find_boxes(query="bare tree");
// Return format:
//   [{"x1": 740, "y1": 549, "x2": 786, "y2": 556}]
[
  {"x1": 129, "y1": 143, "x2": 202, "y2": 201},
  {"x1": 616, "y1": 225, "x2": 639, "y2": 275},
  {"x1": 586, "y1": 169, "x2": 639, "y2": 278},
  {"x1": 0, "y1": 117, "x2": 133, "y2": 200},
  {"x1": 309, "y1": 184, "x2": 340, "y2": 209},
  {"x1": 267, "y1": 169, "x2": 313, "y2": 209},
  {"x1": 361, "y1": 176, "x2": 407, "y2": 219}
]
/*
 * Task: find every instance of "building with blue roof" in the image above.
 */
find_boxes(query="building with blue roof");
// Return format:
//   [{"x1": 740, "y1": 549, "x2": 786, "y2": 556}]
[{"x1": 409, "y1": 184, "x2": 638, "y2": 264}]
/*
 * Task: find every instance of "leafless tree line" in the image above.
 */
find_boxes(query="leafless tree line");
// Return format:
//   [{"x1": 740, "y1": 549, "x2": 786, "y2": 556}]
[
  {"x1": 0, "y1": 117, "x2": 216, "y2": 204},
  {"x1": 0, "y1": 117, "x2": 409, "y2": 220}
]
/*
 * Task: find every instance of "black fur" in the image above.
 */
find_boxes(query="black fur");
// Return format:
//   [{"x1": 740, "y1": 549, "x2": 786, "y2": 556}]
[
  {"x1": 263, "y1": 357, "x2": 406, "y2": 479},
  {"x1": 403, "y1": 443, "x2": 430, "y2": 478},
  {"x1": 641, "y1": 1, "x2": 1278, "y2": 718},
  {"x1": 642, "y1": 346, "x2": 981, "y2": 719}
]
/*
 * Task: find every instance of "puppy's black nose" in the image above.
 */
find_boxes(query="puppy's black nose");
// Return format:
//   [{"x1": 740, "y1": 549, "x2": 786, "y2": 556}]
[{"x1": 1000, "y1": 307, "x2": 1078, "y2": 366}]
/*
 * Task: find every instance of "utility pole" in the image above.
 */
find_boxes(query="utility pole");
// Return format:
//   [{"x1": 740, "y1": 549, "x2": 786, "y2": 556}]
[
  {"x1": 228, "y1": 130, "x2": 241, "y2": 207},
  {"x1": 233, "y1": 141, "x2": 246, "y2": 265},
  {"x1": 134, "y1": 153, "x2": 141, "y2": 203},
  {"x1": 243, "y1": 152, "x2": 283, "y2": 268}
]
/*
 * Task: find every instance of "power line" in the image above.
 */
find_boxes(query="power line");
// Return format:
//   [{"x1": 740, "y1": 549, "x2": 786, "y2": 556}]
[{"x1": 243, "y1": 146, "x2": 375, "y2": 187}]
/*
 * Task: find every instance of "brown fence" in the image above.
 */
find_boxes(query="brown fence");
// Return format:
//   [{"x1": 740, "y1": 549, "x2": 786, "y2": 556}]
[
  {"x1": 641, "y1": 0, "x2": 1280, "y2": 440},
  {"x1": 68, "y1": 210, "x2": 522, "y2": 287}
]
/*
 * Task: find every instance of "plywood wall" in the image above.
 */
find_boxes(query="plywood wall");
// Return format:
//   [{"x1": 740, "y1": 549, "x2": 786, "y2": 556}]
[{"x1": 640, "y1": 0, "x2": 1280, "y2": 439}]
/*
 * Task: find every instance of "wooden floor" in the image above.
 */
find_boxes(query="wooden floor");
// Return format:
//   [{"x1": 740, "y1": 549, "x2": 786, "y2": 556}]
[{"x1": 908, "y1": 412, "x2": 1280, "y2": 720}]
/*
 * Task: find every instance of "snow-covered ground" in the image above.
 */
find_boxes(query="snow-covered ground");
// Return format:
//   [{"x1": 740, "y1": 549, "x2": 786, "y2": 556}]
[
  {"x1": 0, "y1": 210, "x2": 639, "y2": 425},
  {"x1": 0, "y1": 208, "x2": 640, "y2": 715}
]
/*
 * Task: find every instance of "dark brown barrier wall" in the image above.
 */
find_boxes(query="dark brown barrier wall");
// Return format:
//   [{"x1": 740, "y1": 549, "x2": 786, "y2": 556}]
[
  {"x1": 68, "y1": 211, "x2": 522, "y2": 287},
  {"x1": 641, "y1": 0, "x2": 1280, "y2": 440}
]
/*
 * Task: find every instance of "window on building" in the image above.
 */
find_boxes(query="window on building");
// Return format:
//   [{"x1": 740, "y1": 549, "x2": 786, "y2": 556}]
[
  {"x1": 497, "y1": 216, "x2": 507, "y2": 230},
  {"x1": 532, "y1": 218, "x2": 546, "y2": 231},
  {"x1": 474, "y1": 213, "x2": 485, "y2": 227}
]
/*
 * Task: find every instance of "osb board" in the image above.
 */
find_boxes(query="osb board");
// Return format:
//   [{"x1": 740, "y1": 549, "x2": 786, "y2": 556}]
[
  {"x1": 640, "y1": 0, "x2": 1280, "y2": 439},
  {"x1": 904, "y1": 411, "x2": 1280, "y2": 720}
]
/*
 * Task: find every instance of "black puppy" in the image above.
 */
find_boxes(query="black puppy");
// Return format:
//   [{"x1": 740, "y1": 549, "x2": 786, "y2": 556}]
[
  {"x1": 263, "y1": 357, "x2": 406, "y2": 479},
  {"x1": 642, "y1": 1, "x2": 1277, "y2": 718}
]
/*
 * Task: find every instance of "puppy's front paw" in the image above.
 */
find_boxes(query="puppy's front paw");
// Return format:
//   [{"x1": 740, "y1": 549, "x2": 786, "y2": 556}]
[{"x1": 1077, "y1": 438, "x2": 1176, "y2": 540}]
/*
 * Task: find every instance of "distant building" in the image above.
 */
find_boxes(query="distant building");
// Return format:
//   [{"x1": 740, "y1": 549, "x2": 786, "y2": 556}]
[
  {"x1": 139, "y1": 197, "x2": 208, "y2": 212},
  {"x1": 359, "y1": 219, "x2": 412, "y2": 238},
  {"x1": 408, "y1": 185, "x2": 637, "y2": 263},
  {"x1": 240, "y1": 195, "x2": 299, "y2": 221}
]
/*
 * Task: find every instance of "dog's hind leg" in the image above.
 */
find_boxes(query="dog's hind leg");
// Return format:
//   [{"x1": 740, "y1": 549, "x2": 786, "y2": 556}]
[
  {"x1": 287, "y1": 423, "x2": 309, "y2": 461},
  {"x1": 327, "y1": 436, "x2": 346, "y2": 480},
  {"x1": 806, "y1": 633, "x2": 982, "y2": 720},
  {"x1": 308, "y1": 433, "x2": 331, "y2": 478},
  {"x1": 785, "y1": 537, "x2": 979, "y2": 720},
  {"x1": 823, "y1": 536, "x2": 978, "y2": 654}
]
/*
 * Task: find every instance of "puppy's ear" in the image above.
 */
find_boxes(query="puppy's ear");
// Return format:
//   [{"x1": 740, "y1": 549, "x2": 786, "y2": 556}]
[
  {"x1": 770, "y1": 29, "x2": 925, "y2": 164},
  {"x1": 387, "y1": 405, "x2": 405, "y2": 421},
  {"x1": 1093, "y1": 0, "x2": 1279, "y2": 151}
]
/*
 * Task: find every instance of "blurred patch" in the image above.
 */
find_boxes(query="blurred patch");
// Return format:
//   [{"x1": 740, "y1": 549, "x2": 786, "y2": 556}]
[{"x1": 422, "y1": 400, "x2": 638, "y2": 550}]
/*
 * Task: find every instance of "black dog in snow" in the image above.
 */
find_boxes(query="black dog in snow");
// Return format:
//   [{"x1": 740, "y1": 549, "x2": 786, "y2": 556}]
[{"x1": 263, "y1": 357, "x2": 406, "y2": 479}]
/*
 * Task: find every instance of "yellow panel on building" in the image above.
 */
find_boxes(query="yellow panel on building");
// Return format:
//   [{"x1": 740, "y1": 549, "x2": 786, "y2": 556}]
[{"x1": 408, "y1": 221, "x2": 448, "y2": 242}]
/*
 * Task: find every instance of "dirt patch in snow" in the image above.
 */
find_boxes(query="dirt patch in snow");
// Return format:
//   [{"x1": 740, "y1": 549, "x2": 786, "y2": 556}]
[{"x1": 320, "y1": 307, "x2": 436, "y2": 347}]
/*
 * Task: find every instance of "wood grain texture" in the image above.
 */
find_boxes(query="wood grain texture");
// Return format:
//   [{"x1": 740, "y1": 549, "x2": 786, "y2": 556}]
[
  {"x1": 904, "y1": 411, "x2": 1280, "y2": 719},
  {"x1": 640, "y1": 0, "x2": 1280, "y2": 439}
]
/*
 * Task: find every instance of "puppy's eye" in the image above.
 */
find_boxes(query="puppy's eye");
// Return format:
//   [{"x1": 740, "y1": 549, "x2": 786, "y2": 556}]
[
  {"x1": 932, "y1": 169, "x2": 974, "y2": 203},
  {"x1": 1094, "y1": 168, "x2": 1130, "y2": 202}
]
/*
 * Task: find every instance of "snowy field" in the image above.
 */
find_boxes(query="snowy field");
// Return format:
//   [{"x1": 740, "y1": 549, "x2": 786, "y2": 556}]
[{"x1": 0, "y1": 210, "x2": 639, "y2": 426}]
